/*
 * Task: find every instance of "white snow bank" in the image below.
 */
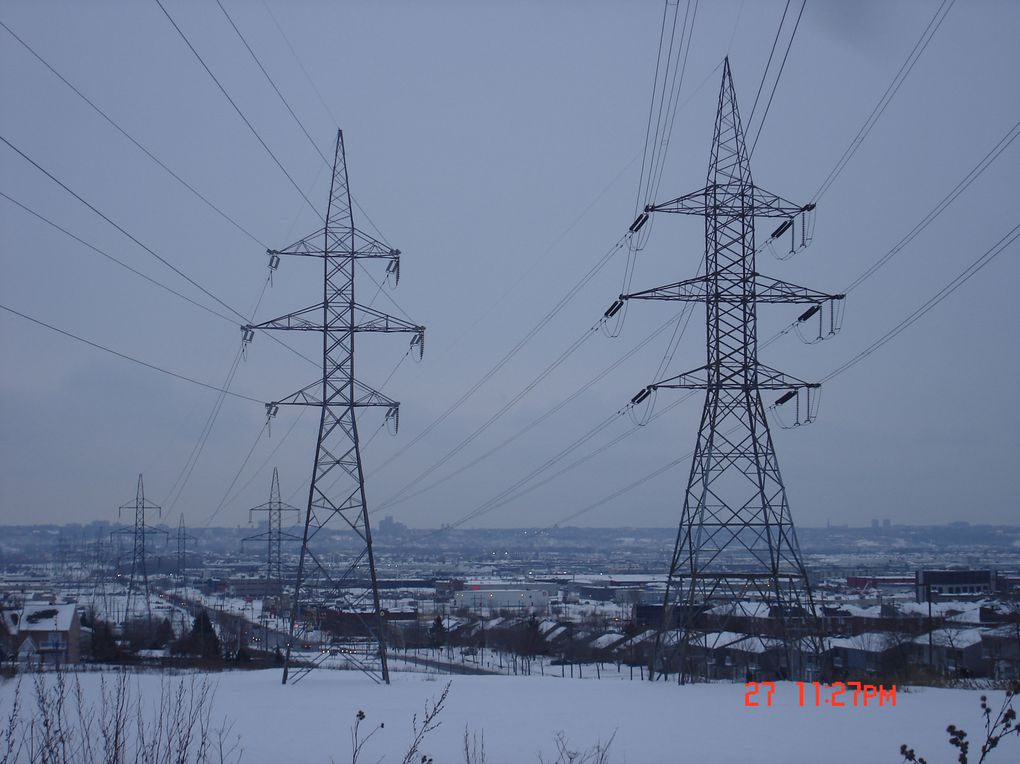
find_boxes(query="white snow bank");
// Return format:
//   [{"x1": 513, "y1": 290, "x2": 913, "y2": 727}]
[{"x1": 0, "y1": 669, "x2": 1004, "y2": 764}]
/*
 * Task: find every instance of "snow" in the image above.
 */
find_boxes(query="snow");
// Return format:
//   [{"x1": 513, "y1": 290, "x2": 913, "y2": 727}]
[
  {"x1": 825, "y1": 632, "x2": 896, "y2": 652},
  {"x1": 18, "y1": 602, "x2": 77, "y2": 632},
  {"x1": 1, "y1": 669, "x2": 1000, "y2": 763},
  {"x1": 543, "y1": 625, "x2": 567, "y2": 643},
  {"x1": 913, "y1": 627, "x2": 987, "y2": 648},
  {"x1": 587, "y1": 632, "x2": 625, "y2": 650}
]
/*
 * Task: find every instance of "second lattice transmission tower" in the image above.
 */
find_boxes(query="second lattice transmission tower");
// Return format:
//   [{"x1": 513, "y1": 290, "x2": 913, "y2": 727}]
[
  {"x1": 110, "y1": 474, "x2": 165, "y2": 625},
  {"x1": 623, "y1": 59, "x2": 844, "y2": 681},
  {"x1": 244, "y1": 467, "x2": 299, "y2": 597},
  {"x1": 247, "y1": 130, "x2": 424, "y2": 685}
]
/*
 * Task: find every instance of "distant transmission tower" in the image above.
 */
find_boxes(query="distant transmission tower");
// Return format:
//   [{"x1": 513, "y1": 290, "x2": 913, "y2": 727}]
[
  {"x1": 110, "y1": 474, "x2": 166, "y2": 625},
  {"x1": 246, "y1": 130, "x2": 425, "y2": 685},
  {"x1": 176, "y1": 515, "x2": 196, "y2": 595},
  {"x1": 244, "y1": 467, "x2": 299, "y2": 597},
  {"x1": 623, "y1": 59, "x2": 844, "y2": 682}
]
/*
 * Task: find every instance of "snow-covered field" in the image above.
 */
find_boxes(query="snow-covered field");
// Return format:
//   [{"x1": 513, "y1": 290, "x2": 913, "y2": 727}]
[{"x1": 0, "y1": 669, "x2": 1006, "y2": 763}]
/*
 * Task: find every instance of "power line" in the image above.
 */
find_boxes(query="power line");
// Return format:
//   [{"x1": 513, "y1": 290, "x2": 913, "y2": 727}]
[
  {"x1": 0, "y1": 302, "x2": 263, "y2": 404},
  {"x1": 216, "y1": 407, "x2": 309, "y2": 515},
  {"x1": 402, "y1": 312, "x2": 701, "y2": 530},
  {"x1": 1, "y1": 133, "x2": 251, "y2": 323},
  {"x1": 428, "y1": 63, "x2": 1012, "y2": 533},
  {"x1": 610, "y1": 1, "x2": 700, "y2": 338},
  {"x1": 152, "y1": 0, "x2": 323, "y2": 222},
  {"x1": 551, "y1": 436, "x2": 698, "y2": 528},
  {"x1": 748, "y1": 0, "x2": 806, "y2": 157},
  {"x1": 418, "y1": 112, "x2": 1016, "y2": 534},
  {"x1": 1, "y1": 133, "x2": 321, "y2": 373},
  {"x1": 823, "y1": 223, "x2": 1020, "y2": 383},
  {"x1": 259, "y1": 0, "x2": 338, "y2": 126},
  {"x1": 162, "y1": 347, "x2": 245, "y2": 510},
  {"x1": 0, "y1": 19, "x2": 269, "y2": 250},
  {"x1": 161, "y1": 272, "x2": 273, "y2": 514},
  {"x1": 423, "y1": 148, "x2": 644, "y2": 373},
  {"x1": 205, "y1": 2, "x2": 689, "y2": 518},
  {"x1": 253, "y1": 0, "x2": 392, "y2": 245},
  {"x1": 0, "y1": 22, "x2": 311, "y2": 521},
  {"x1": 369, "y1": 233, "x2": 631, "y2": 476},
  {"x1": 366, "y1": 37, "x2": 710, "y2": 482},
  {"x1": 377, "y1": 309, "x2": 686, "y2": 512},
  {"x1": 211, "y1": 0, "x2": 416, "y2": 319},
  {"x1": 644, "y1": 0, "x2": 699, "y2": 209},
  {"x1": 0, "y1": 190, "x2": 237, "y2": 325},
  {"x1": 214, "y1": 0, "x2": 329, "y2": 167},
  {"x1": 200, "y1": 419, "x2": 270, "y2": 529},
  {"x1": 746, "y1": 0, "x2": 790, "y2": 129},
  {"x1": 842, "y1": 117, "x2": 1020, "y2": 294},
  {"x1": 3, "y1": 138, "x2": 278, "y2": 509},
  {"x1": 376, "y1": 321, "x2": 602, "y2": 509},
  {"x1": 449, "y1": 395, "x2": 697, "y2": 531},
  {"x1": 812, "y1": 0, "x2": 956, "y2": 201},
  {"x1": 550, "y1": 224, "x2": 1020, "y2": 528}
]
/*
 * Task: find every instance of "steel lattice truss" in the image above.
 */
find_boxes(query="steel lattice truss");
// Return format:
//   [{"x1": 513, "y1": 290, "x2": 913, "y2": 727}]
[
  {"x1": 623, "y1": 59, "x2": 844, "y2": 682},
  {"x1": 248, "y1": 131, "x2": 424, "y2": 685},
  {"x1": 244, "y1": 467, "x2": 299, "y2": 598},
  {"x1": 110, "y1": 474, "x2": 165, "y2": 625}
]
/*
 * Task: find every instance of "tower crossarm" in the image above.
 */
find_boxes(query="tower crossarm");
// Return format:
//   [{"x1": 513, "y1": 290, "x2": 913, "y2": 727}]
[
  {"x1": 644, "y1": 188, "x2": 707, "y2": 215},
  {"x1": 352, "y1": 304, "x2": 424, "y2": 334},
  {"x1": 622, "y1": 274, "x2": 843, "y2": 304},
  {"x1": 246, "y1": 303, "x2": 424, "y2": 335},
  {"x1": 622, "y1": 274, "x2": 709, "y2": 301},
  {"x1": 270, "y1": 378, "x2": 398, "y2": 409},
  {"x1": 246, "y1": 499, "x2": 301, "y2": 515},
  {"x1": 109, "y1": 525, "x2": 168, "y2": 543},
  {"x1": 646, "y1": 185, "x2": 809, "y2": 219},
  {"x1": 269, "y1": 226, "x2": 399, "y2": 261},
  {"x1": 640, "y1": 363, "x2": 818, "y2": 393},
  {"x1": 752, "y1": 276, "x2": 843, "y2": 304}
]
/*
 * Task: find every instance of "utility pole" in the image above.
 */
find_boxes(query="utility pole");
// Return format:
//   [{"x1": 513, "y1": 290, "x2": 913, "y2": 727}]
[
  {"x1": 246, "y1": 130, "x2": 425, "y2": 685},
  {"x1": 110, "y1": 474, "x2": 166, "y2": 626},
  {"x1": 623, "y1": 59, "x2": 844, "y2": 682}
]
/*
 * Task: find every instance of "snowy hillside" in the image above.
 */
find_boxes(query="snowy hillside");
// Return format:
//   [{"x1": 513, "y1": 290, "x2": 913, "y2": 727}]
[{"x1": 0, "y1": 669, "x2": 1007, "y2": 763}]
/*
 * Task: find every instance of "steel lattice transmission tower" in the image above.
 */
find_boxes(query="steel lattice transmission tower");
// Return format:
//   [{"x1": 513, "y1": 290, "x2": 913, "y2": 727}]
[
  {"x1": 110, "y1": 474, "x2": 166, "y2": 625},
  {"x1": 246, "y1": 130, "x2": 425, "y2": 685},
  {"x1": 622, "y1": 59, "x2": 844, "y2": 682},
  {"x1": 244, "y1": 467, "x2": 299, "y2": 597},
  {"x1": 176, "y1": 515, "x2": 195, "y2": 595}
]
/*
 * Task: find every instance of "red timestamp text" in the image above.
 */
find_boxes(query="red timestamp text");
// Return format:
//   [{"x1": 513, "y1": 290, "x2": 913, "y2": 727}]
[{"x1": 744, "y1": 681, "x2": 896, "y2": 708}]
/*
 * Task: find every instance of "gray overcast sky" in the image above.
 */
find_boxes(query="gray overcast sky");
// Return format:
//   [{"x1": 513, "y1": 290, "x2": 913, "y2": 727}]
[{"x1": 1, "y1": 1, "x2": 1017, "y2": 529}]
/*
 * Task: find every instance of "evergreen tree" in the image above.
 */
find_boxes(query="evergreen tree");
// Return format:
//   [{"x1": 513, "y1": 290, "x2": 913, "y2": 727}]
[
  {"x1": 430, "y1": 615, "x2": 447, "y2": 648},
  {"x1": 177, "y1": 609, "x2": 220, "y2": 659},
  {"x1": 91, "y1": 621, "x2": 120, "y2": 662},
  {"x1": 151, "y1": 618, "x2": 174, "y2": 649}
]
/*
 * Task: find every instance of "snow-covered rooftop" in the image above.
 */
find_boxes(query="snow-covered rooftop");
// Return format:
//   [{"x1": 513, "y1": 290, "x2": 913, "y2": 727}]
[
  {"x1": 19, "y1": 602, "x2": 76, "y2": 633},
  {"x1": 913, "y1": 627, "x2": 987, "y2": 649}
]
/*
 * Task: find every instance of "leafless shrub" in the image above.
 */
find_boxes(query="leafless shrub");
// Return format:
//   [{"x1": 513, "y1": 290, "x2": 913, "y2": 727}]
[
  {"x1": 1, "y1": 680, "x2": 22, "y2": 764},
  {"x1": 399, "y1": 681, "x2": 451, "y2": 764},
  {"x1": 539, "y1": 730, "x2": 616, "y2": 764},
  {"x1": 901, "y1": 681, "x2": 1019, "y2": 764},
  {"x1": 1, "y1": 669, "x2": 240, "y2": 763},
  {"x1": 462, "y1": 726, "x2": 485, "y2": 764},
  {"x1": 350, "y1": 709, "x2": 384, "y2": 764}
]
